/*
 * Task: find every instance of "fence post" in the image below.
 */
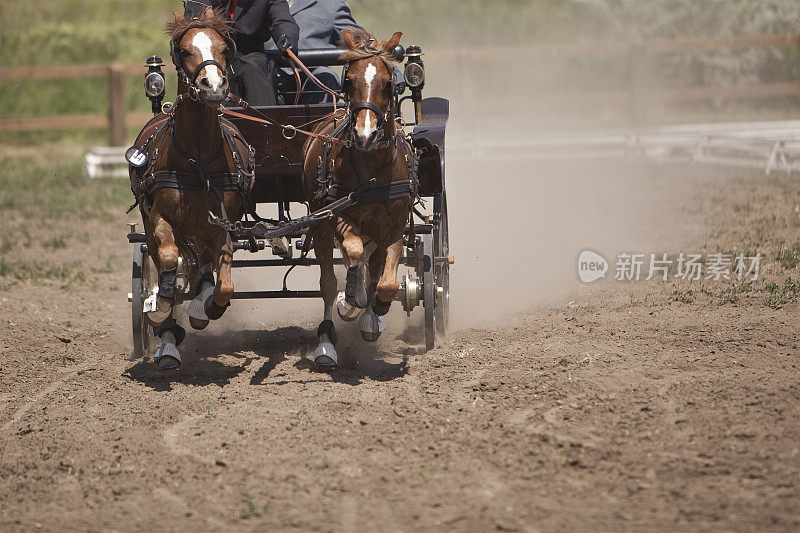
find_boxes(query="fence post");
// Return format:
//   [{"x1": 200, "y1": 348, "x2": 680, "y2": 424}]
[{"x1": 108, "y1": 63, "x2": 126, "y2": 146}]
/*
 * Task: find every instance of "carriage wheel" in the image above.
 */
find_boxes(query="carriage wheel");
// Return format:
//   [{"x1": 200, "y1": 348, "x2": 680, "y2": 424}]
[
  {"x1": 434, "y1": 192, "x2": 450, "y2": 338},
  {"x1": 422, "y1": 233, "x2": 437, "y2": 351},
  {"x1": 131, "y1": 243, "x2": 154, "y2": 359}
]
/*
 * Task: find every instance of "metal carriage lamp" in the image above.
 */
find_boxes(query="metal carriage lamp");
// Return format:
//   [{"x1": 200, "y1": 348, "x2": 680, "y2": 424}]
[{"x1": 144, "y1": 55, "x2": 166, "y2": 115}]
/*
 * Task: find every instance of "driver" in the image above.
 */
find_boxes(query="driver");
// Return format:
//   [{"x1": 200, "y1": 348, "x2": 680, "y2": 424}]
[
  {"x1": 265, "y1": 0, "x2": 362, "y2": 104},
  {"x1": 184, "y1": 0, "x2": 300, "y2": 106}
]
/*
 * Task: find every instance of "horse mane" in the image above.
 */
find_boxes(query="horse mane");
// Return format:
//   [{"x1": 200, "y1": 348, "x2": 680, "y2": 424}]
[
  {"x1": 165, "y1": 7, "x2": 233, "y2": 43},
  {"x1": 339, "y1": 29, "x2": 399, "y2": 65}
]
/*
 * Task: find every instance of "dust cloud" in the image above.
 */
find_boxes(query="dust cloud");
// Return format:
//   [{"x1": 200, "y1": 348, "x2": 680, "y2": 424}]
[{"x1": 443, "y1": 146, "x2": 689, "y2": 330}]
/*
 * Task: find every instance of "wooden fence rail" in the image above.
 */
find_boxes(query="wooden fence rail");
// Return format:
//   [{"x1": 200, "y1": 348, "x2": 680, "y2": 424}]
[
  {"x1": 1, "y1": 62, "x2": 160, "y2": 145},
  {"x1": 2, "y1": 33, "x2": 799, "y2": 141}
]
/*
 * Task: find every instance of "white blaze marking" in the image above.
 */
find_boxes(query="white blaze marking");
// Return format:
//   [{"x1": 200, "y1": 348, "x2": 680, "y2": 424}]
[
  {"x1": 191, "y1": 31, "x2": 224, "y2": 89},
  {"x1": 356, "y1": 63, "x2": 379, "y2": 142}
]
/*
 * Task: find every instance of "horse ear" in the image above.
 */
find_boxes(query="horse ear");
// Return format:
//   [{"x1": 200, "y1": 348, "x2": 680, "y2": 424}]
[
  {"x1": 201, "y1": 5, "x2": 215, "y2": 20},
  {"x1": 172, "y1": 11, "x2": 184, "y2": 24},
  {"x1": 383, "y1": 31, "x2": 403, "y2": 52},
  {"x1": 341, "y1": 30, "x2": 357, "y2": 49}
]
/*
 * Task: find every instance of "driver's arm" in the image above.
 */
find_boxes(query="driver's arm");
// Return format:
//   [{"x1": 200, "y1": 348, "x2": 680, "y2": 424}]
[{"x1": 267, "y1": 0, "x2": 300, "y2": 55}]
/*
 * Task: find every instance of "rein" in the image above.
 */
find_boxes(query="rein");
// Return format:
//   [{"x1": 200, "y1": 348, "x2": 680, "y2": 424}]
[
  {"x1": 285, "y1": 49, "x2": 343, "y2": 102},
  {"x1": 221, "y1": 95, "x2": 351, "y2": 147},
  {"x1": 219, "y1": 48, "x2": 396, "y2": 149}
]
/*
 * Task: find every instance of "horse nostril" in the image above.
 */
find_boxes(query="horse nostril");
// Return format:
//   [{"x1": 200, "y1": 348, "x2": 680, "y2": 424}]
[{"x1": 199, "y1": 77, "x2": 211, "y2": 88}]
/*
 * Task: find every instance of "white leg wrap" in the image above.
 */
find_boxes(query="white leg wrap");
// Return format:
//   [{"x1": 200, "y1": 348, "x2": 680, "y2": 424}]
[
  {"x1": 154, "y1": 331, "x2": 181, "y2": 368},
  {"x1": 358, "y1": 307, "x2": 386, "y2": 343},
  {"x1": 188, "y1": 282, "x2": 215, "y2": 321},
  {"x1": 313, "y1": 334, "x2": 338, "y2": 368},
  {"x1": 335, "y1": 290, "x2": 361, "y2": 321}
]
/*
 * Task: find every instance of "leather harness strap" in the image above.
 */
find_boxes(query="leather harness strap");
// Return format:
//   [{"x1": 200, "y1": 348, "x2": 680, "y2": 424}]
[
  {"x1": 191, "y1": 59, "x2": 226, "y2": 82},
  {"x1": 222, "y1": 104, "x2": 350, "y2": 147},
  {"x1": 138, "y1": 170, "x2": 246, "y2": 197},
  {"x1": 323, "y1": 179, "x2": 414, "y2": 205}
]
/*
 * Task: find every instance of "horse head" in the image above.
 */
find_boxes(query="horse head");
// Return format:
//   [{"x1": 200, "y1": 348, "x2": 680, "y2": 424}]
[
  {"x1": 340, "y1": 29, "x2": 403, "y2": 151},
  {"x1": 167, "y1": 6, "x2": 234, "y2": 105}
]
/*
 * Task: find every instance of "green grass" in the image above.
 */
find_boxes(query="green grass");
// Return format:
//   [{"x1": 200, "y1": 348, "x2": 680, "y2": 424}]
[
  {"x1": 0, "y1": 156, "x2": 130, "y2": 222},
  {"x1": 305, "y1": 458, "x2": 330, "y2": 471},
  {"x1": 0, "y1": 143, "x2": 131, "y2": 290},
  {"x1": 0, "y1": 258, "x2": 86, "y2": 287},
  {"x1": 43, "y1": 237, "x2": 67, "y2": 250},
  {"x1": 240, "y1": 498, "x2": 270, "y2": 519},
  {"x1": 765, "y1": 277, "x2": 800, "y2": 309},
  {"x1": 672, "y1": 278, "x2": 798, "y2": 308},
  {"x1": 776, "y1": 241, "x2": 800, "y2": 270}
]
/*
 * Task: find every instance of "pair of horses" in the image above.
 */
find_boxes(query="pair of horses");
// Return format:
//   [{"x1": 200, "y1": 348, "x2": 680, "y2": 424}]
[{"x1": 129, "y1": 8, "x2": 411, "y2": 370}]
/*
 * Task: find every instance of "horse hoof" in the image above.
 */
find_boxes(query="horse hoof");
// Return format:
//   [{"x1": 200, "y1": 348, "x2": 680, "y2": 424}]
[
  {"x1": 313, "y1": 342, "x2": 338, "y2": 370},
  {"x1": 157, "y1": 355, "x2": 181, "y2": 370},
  {"x1": 145, "y1": 307, "x2": 170, "y2": 327},
  {"x1": 358, "y1": 312, "x2": 386, "y2": 343},
  {"x1": 204, "y1": 295, "x2": 229, "y2": 321},
  {"x1": 188, "y1": 283, "x2": 214, "y2": 323},
  {"x1": 189, "y1": 316, "x2": 209, "y2": 330},
  {"x1": 335, "y1": 291, "x2": 361, "y2": 321},
  {"x1": 154, "y1": 340, "x2": 181, "y2": 370}
]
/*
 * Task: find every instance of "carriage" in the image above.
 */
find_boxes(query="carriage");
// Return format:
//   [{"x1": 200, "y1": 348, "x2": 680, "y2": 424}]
[{"x1": 127, "y1": 45, "x2": 451, "y2": 361}]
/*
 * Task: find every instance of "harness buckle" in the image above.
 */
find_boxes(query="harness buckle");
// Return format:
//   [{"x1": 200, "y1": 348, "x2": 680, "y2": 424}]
[{"x1": 282, "y1": 125, "x2": 297, "y2": 140}]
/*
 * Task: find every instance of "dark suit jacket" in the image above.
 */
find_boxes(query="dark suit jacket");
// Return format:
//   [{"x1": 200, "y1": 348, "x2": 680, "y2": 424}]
[
  {"x1": 264, "y1": 0, "x2": 360, "y2": 51},
  {"x1": 185, "y1": 0, "x2": 299, "y2": 53}
]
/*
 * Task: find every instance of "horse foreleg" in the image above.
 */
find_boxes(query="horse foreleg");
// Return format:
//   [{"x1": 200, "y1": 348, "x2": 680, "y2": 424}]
[
  {"x1": 148, "y1": 216, "x2": 179, "y2": 325},
  {"x1": 312, "y1": 225, "x2": 339, "y2": 369},
  {"x1": 205, "y1": 234, "x2": 234, "y2": 321},
  {"x1": 338, "y1": 220, "x2": 368, "y2": 309},
  {"x1": 358, "y1": 238, "x2": 402, "y2": 343},
  {"x1": 359, "y1": 245, "x2": 388, "y2": 342},
  {"x1": 187, "y1": 261, "x2": 215, "y2": 330},
  {"x1": 153, "y1": 312, "x2": 186, "y2": 370},
  {"x1": 375, "y1": 237, "x2": 403, "y2": 314}
]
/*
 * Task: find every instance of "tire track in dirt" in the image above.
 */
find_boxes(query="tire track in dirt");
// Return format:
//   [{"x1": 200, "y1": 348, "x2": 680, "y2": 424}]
[
  {"x1": 162, "y1": 412, "x2": 215, "y2": 466},
  {"x1": 0, "y1": 364, "x2": 98, "y2": 435}
]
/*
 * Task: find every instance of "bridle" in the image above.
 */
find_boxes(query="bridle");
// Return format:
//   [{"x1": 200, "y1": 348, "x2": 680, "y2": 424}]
[
  {"x1": 169, "y1": 27, "x2": 236, "y2": 102},
  {"x1": 341, "y1": 48, "x2": 397, "y2": 150}
]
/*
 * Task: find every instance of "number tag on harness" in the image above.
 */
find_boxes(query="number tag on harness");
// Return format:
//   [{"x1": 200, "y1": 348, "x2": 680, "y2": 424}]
[{"x1": 125, "y1": 146, "x2": 148, "y2": 168}]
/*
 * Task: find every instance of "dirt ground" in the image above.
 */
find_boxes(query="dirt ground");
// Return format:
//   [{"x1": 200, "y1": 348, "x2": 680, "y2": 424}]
[{"x1": 0, "y1": 156, "x2": 799, "y2": 532}]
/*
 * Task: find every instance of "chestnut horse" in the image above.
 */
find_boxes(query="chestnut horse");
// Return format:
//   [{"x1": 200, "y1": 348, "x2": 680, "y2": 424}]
[
  {"x1": 301, "y1": 29, "x2": 413, "y2": 369},
  {"x1": 129, "y1": 7, "x2": 253, "y2": 369}
]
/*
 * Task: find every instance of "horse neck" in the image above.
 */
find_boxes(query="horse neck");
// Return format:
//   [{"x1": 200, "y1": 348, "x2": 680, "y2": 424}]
[{"x1": 172, "y1": 83, "x2": 222, "y2": 159}]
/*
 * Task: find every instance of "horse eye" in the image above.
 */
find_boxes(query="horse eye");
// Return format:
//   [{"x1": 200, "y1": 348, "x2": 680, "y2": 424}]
[{"x1": 179, "y1": 49, "x2": 190, "y2": 57}]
